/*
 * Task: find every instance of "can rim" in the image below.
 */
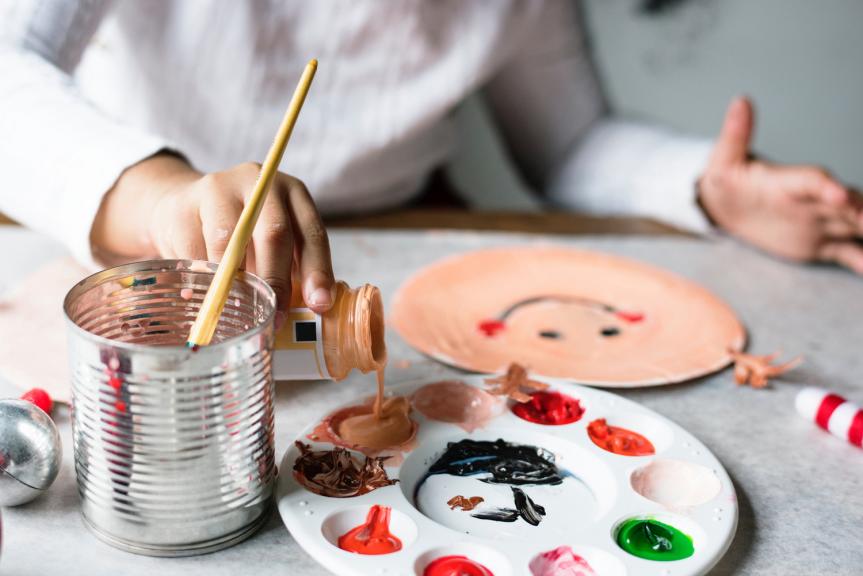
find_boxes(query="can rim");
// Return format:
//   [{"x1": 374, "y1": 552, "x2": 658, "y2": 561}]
[{"x1": 62, "y1": 259, "x2": 276, "y2": 355}]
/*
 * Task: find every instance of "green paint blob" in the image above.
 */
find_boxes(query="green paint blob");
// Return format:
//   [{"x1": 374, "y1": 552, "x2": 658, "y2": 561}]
[{"x1": 616, "y1": 518, "x2": 694, "y2": 561}]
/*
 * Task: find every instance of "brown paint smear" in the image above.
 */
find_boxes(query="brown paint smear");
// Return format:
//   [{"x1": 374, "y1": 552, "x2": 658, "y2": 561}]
[
  {"x1": 447, "y1": 495, "x2": 485, "y2": 511},
  {"x1": 391, "y1": 247, "x2": 745, "y2": 386},
  {"x1": 292, "y1": 441, "x2": 397, "y2": 498}
]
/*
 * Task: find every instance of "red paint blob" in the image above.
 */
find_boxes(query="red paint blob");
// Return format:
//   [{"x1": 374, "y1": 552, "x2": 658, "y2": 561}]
[
  {"x1": 587, "y1": 418, "x2": 655, "y2": 456},
  {"x1": 108, "y1": 375, "x2": 123, "y2": 390},
  {"x1": 20, "y1": 388, "x2": 53, "y2": 415},
  {"x1": 478, "y1": 319, "x2": 506, "y2": 337},
  {"x1": 512, "y1": 390, "x2": 584, "y2": 425},
  {"x1": 615, "y1": 311, "x2": 644, "y2": 323},
  {"x1": 337, "y1": 505, "x2": 402, "y2": 555},
  {"x1": 424, "y1": 555, "x2": 494, "y2": 576}
]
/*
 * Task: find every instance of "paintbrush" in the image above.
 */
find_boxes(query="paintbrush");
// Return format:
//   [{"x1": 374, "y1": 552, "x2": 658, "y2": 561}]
[{"x1": 187, "y1": 58, "x2": 317, "y2": 348}]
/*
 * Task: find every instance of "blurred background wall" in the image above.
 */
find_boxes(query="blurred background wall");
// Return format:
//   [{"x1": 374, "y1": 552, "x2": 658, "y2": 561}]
[{"x1": 448, "y1": 0, "x2": 863, "y2": 210}]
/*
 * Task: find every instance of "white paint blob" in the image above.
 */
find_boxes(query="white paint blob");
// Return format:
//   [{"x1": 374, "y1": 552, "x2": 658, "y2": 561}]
[{"x1": 631, "y1": 459, "x2": 721, "y2": 508}]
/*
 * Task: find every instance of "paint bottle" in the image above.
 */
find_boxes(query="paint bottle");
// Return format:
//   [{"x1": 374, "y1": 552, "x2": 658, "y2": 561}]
[{"x1": 273, "y1": 281, "x2": 386, "y2": 381}]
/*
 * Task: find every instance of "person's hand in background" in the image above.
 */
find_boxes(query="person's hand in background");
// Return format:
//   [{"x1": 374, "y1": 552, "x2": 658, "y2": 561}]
[
  {"x1": 698, "y1": 96, "x2": 863, "y2": 274},
  {"x1": 91, "y1": 153, "x2": 335, "y2": 324}
]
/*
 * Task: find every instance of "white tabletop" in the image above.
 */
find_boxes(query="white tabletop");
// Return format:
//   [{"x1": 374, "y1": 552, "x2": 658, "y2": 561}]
[{"x1": 1, "y1": 227, "x2": 861, "y2": 575}]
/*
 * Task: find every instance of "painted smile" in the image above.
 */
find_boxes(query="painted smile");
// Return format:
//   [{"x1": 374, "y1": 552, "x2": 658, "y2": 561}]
[{"x1": 478, "y1": 295, "x2": 645, "y2": 339}]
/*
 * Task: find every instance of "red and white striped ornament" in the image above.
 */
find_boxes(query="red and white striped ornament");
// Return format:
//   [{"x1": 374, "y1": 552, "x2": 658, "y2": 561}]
[{"x1": 795, "y1": 387, "x2": 863, "y2": 448}]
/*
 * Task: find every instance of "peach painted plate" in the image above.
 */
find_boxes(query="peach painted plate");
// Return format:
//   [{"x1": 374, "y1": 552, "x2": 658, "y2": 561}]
[{"x1": 390, "y1": 247, "x2": 746, "y2": 387}]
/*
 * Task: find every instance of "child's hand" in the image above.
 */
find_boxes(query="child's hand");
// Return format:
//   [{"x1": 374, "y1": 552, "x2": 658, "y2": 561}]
[
  {"x1": 91, "y1": 153, "x2": 335, "y2": 318},
  {"x1": 699, "y1": 97, "x2": 863, "y2": 274}
]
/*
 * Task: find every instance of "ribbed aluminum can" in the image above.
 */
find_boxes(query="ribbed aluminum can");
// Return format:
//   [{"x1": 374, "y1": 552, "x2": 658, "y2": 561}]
[{"x1": 63, "y1": 260, "x2": 276, "y2": 556}]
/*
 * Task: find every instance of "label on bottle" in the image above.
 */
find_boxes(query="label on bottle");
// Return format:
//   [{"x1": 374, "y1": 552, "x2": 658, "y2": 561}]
[{"x1": 273, "y1": 307, "x2": 331, "y2": 380}]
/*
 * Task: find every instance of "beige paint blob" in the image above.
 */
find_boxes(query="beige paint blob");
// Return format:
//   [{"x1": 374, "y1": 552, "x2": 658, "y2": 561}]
[{"x1": 630, "y1": 459, "x2": 721, "y2": 508}]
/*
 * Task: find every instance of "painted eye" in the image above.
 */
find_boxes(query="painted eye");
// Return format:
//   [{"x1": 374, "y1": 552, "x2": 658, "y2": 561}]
[
  {"x1": 538, "y1": 330, "x2": 561, "y2": 339},
  {"x1": 600, "y1": 327, "x2": 620, "y2": 337}
]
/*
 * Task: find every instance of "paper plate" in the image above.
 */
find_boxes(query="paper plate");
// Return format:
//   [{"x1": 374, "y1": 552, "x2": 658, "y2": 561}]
[
  {"x1": 276, "y1": 375, "x2": 738, "y2": 576},
  {"x1": 390, "y1": 247, "x2": 746, "y2": 387}
]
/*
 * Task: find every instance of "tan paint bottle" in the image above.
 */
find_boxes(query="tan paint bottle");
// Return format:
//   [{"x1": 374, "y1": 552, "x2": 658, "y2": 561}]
[{"x1": 272, "y1": 281, "x2": 386, "y2": 381}]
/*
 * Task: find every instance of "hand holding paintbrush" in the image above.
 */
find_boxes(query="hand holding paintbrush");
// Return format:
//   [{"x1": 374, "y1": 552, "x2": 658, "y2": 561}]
[
  {"x1": 188, "y1": 59, "x2": 319, "y2": 347},
  {"x1": 90, "y1": 58, "x2": 333, "y2": 333}
]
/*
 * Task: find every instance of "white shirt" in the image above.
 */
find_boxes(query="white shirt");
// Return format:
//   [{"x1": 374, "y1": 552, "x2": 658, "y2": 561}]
[{"x1": 0, "y1": 0, "x2": 712, "y2": 267}]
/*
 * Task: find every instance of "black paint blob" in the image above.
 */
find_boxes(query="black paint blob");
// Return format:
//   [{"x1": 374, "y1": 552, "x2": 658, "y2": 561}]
[
  {"x1": 471, "y1": 508, "x2": 518, "y2": 522},
  {"x1": 512, "y1": 486, "x2": 546, "y2": 525},
  {"x1": 418, "y1": 439, "x2": 567, "y2": 527},
  {"x1": 538, "y1": 330, "x2": 561, "y2": 339},
  {"x1": 425, "y1": 439, "x2": 566, "y2": 486},
  {"x1": 600, "y1": 327, "x2": 620, "y2": 337},
  {"x1": 469, "y1": 487, "x2": 546, "y2": 526}
]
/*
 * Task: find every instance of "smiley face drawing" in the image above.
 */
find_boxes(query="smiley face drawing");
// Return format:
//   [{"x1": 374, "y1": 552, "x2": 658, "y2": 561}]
[
  {"x1": 477, "y1": 295, "x2": 645, "y2": 341},
  {"x1": 391, "y1": 247, "x2": 745, "y2": 387}
]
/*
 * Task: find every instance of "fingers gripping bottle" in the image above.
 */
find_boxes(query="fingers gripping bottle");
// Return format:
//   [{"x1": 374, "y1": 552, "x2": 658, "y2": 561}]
[{"x1": 273, "y1": 281, "x2": 386, "y2": 380}]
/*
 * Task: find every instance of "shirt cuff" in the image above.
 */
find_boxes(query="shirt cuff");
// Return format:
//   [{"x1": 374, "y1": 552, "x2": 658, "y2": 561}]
[
  {"x1": 62, "y1": 133, "x2": 171, "y2": 271},
  {"x1": 547, "y1": 120, "x2": 715, "y2": 234}
]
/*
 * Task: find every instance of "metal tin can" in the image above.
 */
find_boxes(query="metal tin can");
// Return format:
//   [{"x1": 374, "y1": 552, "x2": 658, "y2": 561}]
[{"x1": 63, "y1": 260, "x2": 276, "y2": 556}]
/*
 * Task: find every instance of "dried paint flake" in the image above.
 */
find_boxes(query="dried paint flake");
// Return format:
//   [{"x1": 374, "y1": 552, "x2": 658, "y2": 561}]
[
  {"x1": 447, "y1": 495, "x2": 484, "y2": 511},
  {"x1": 728, "y1": 349, "x2": 802, "y2": 388},
  {"x1": 484, "y1": 363, "x2": 548, "y2": 403}
]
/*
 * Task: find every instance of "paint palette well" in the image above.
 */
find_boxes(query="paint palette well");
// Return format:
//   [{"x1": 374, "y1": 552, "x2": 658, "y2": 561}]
[
  {"x1": 390, "y1": 247, "x2": 746, "y2": 387},
  {"x1": 276, "y1": 375, "x2": 737, "y2": 575}
]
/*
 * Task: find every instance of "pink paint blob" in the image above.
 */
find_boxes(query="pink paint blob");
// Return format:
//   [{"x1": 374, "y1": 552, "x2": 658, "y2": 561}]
[
  {"x1": 529, "y1": 546, "x2": 595, "y2": 576},
  {"x1": 412, "y1": 380, "x2": 504, "y2": 432},
  {"x1": 180, "y1": 288, "x2": 194, "y2": 300}
]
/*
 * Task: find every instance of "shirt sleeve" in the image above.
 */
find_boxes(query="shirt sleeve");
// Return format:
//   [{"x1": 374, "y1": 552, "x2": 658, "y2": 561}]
[
  {"x1": 483, "y1": 0, "x2": 714, "y2": 233},
  {"x1": 0, "y1": 0, "x2": 171, "y2": 268}
]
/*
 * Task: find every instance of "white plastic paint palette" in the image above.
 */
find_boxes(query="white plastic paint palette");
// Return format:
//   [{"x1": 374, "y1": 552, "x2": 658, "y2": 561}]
[{"x1": 277, "y1": 376, "x2": 737, "y2": 576}]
